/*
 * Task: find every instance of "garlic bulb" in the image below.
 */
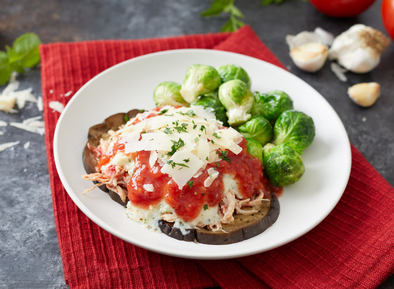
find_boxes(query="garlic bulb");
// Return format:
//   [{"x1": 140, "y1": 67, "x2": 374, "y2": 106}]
[
  {"x1": 329, "y1": 24, "x2": 390, "y2": 74},
  {"x1": 286, "y1": 28, "x2": 333, "y2": 72},
  {"x1": 348, "y1": 82, "x2": 380, "y2": 107}
]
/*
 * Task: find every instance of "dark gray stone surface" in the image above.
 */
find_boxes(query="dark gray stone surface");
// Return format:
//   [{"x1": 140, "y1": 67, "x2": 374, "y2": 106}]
[{"x1": 0, "y1": 0, "x2": 393, "y2": 288}]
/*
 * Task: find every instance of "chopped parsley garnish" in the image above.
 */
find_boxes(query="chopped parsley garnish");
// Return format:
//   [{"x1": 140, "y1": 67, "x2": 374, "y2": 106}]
[
  {"x1": 178, "y1": 110, "x2": 196, "y2": 117},
  {"x1": 164, "y1": 114, "x2": 174, "y2": 116},
  {"x1": 211, "y1": 139, "x2": 215, "y2": 144},
  {"x1": 188, "y1": 180, "x2": 194, "y2": 189},
  {"x1": 166, "y1": 160, "x2": 189, "y2": 169},
  {"x1": 200, "y1": 125, "x2": 207, "y2": 134},
  {"x1": 194, "y1": 137, "x2": 199, "y2": 142},
  {"x1": 167, "y1": 138, "x2": 186, "y2": 156},
  {"x1": 206, "y1": 156, "x2": 209, "y2": 161},
  {"x1": 212, "y1": 132, "x2": 221, "y2": 139},
  {"x1": 124, "y1": 115, "x2": 130, "y2": 122},
  {"x1": 158, "y1": 108, "x2": 169, "y2": 115},
  {"x1": 216, "y1": 162, "x2": 220, "y2": 168},
  {"x1": 164, "y1": 126, "x2": 173, "y2": 134},
  {"x1": 183, "y1": 158, "x2": 190, "y2": 163},
  {"x1": 172, "y1": 121, "x2": 189, "y2": 133},
  {"x1": 203, "y1": 204, "x2": 208, "y2": 211},
  {"x1": 217, "y1": 150, "x2": 231, "y2": 163},
  {"x1": 192, "y1": 120, "x2": 197, "y2": 129}
]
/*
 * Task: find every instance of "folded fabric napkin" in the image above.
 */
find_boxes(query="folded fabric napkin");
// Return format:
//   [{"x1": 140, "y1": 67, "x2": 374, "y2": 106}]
[{"x1": 40, "y1": 26, "x2": 394, "y2": 289}]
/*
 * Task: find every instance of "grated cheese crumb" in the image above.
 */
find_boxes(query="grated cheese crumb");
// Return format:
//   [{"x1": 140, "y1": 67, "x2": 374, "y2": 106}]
[
  {"x1": 0, "y1": 141, "x2": 19, "y2": 152},
  {"x1": 24, "y1": 141, "x2": 30, "y2": 149},
  {"x1": 10, "y1": 116, "x2": 45, "y2": 135},
  {"x1": 64, "y1": 90, "x2": 72, "y2": 97},
  {"x1": 37, "y1": 96, "x2": 43, "y2": 111},
  {"x1": 49, "y1": 101, "x2": 64, "y2": 113}
]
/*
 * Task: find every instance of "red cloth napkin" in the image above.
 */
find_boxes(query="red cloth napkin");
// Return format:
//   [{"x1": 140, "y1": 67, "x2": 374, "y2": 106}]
[{"x1": 40, "y1": 26, "x2": 394, "y2": 289}]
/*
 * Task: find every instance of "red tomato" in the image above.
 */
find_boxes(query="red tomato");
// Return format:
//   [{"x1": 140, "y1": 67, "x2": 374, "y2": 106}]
[
  {"x1": 382, "y1": 0, "x2": 394, "y2": 40},
  {"x1": 309, "y1": 0, "x2": 377, "y2": 17}
]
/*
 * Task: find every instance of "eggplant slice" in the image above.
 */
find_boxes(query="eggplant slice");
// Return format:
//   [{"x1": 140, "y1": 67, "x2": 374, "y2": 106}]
[
  {"x1": 83, "y1": 109, "x2": 142, "y2": 206},
  {"x1": 83, "y1": 109, "x2": 280, "y2": 244},
  {"x1": 158, "y1": 193, "x2": 280, "y2": 245}
]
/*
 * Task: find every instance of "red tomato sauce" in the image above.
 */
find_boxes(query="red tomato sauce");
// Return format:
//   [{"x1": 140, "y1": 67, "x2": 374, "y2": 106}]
[
  {"x1": 126, "y1": 139, "x2": 267, "y2": 222},
  {"x1": 96, "y1": 141, "x2": 125, "y2": 171}
]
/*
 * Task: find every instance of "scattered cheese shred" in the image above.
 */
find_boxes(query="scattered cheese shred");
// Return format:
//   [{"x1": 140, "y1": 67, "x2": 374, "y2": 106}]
[
  {"x1": 0, "y1": 120, "x2": 7, "y2": 127},
  {"x1": 37, "y1": 96, "x2": 43, "y2": 111},
  {"x1": 49, "y1": 101, "x2": 64, "y2": 113},
  {"x1": 10, "y1": 116, "x2": 45, "y2": 135},
  {"x1": 64, "y1": 91, "x2": 72, "y2": 97},
  {"x1": 143, "y1": 184, "x2": 154, "y2": 192},
  {"x1": 0, "y1": 141, "x2": 19, "y2": 153},
  {"x1": 24, "y1": 141, "x2": 30, "y2": 149},
  {"x1": 0, "y1": 73, "x2": 38, "y2": 113}
]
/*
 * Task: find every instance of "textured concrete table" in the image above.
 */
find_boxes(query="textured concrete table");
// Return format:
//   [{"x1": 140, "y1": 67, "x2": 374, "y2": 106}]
[{"x1": 0, "y1": 0, "x2": 393, "y2": 288}]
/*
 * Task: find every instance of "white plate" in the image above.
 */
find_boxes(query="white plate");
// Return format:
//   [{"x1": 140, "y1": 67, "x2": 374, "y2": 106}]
[{"x1": 53, "y1": 49, "x2": 351, "y2": 260}]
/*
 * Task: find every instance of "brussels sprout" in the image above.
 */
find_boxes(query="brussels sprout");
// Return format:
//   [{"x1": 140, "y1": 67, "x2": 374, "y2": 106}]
[
  {"x1": 263, "y1": 143, "x2": 305, "y2": 186},
  {"x1": 273, "y1": 110, "x2": 315, "y2": 153},
  {"x1": 237, "y1": 116, "x2": 273, "y2": 146},
  {"x1": 153, "y1": 81, "x2": 188, "y2": 107},
  {"x1": 245, "y1": 138, "x2": 263, "y2": 163},
  {"x1": 201, "y1": 90, "x2": 218, "y2": 99},
  {"x1": 217, "y1": 64, "x2": 251, "y2": 88},
  {"x1": 180, "y1": 64, "x2": 222, "y2": 104},
  {"x1": 251, "y1": 90, "x2": 294, "y2": 123},
  {"x1": 218, "y1": 79, "x2": 254, "y2": 126},
  {"x1": 194, "y1": 96, "x2": 228, "y2": 126}
]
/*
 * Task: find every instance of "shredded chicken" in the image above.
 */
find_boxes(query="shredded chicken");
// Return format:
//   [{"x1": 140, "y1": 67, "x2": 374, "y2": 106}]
[
  {"x1": 220, "y1": 191, "x2": 236, "y2": 224},
  {"x1": 162, "y1": 213, "x2": 178, "y2": 222}
]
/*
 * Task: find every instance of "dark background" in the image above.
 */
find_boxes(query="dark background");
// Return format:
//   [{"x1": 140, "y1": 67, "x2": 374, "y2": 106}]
[{"x1": 0, "y1": 0, "x2": 393, "y2": 288}]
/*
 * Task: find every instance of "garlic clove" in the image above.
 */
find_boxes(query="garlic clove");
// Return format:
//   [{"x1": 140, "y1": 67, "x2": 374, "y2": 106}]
[
  {"x1": 329, "y1": 24, "x2": 390, "y2": 74},
  {"x1": 286, "y1": 28, "x2": 332, "y2": 72},
  {"x1": 347, "y1": 82, "x2": 380, "y2": 107},
  {"x1": 290, "y1": 42, "x2": 328, "y2": 73}
]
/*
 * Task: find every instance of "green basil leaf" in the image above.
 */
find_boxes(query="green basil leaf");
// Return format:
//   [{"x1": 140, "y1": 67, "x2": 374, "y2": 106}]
[
  {"x1": 201, "y1": 0, "x2": 230, "y2": 17},
  {"x1": 0, "y1": 51, "x2": 13, "y2": 85},
  {"x1": 261, "y1": 0, "x2": 274, "y2": 5},
  {"x1": 228, "y1": 5, "x2": 244, "y2": 18},
  {"x1": 10, "y1": 33, "x2": 41, "y2": 68},
  {"x1": 221, "y1": 18, "x2": 236, "y2": 32}
]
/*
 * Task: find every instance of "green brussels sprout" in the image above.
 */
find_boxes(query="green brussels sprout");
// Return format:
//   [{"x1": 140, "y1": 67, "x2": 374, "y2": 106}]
[
  {"x1": 273, "y1": 110, "x2": 315, "y2": 153},
  {"x1": 263, "y1": 143, "x2": 305, "y2": 186},
  {"x1": 245, "y1": 138, "x2": 263, "y2": 163},
  {"x1": 201, "y1": 90, "x2": 218, "y2": 99},
  {"x1": 218, "y1": 79, "x2": 254, "y2": 126},
  {"x1": 194, "y1": 96, "x2": 228, "y2": 126},
  {"x1": 180, "y1": 64, "x2": 222, "y2": 104},
  {"x1": 237, "y1": 116, "x2": 273, "y2": 146},
  {"x1": 153, "y1": 81, "x2": 188, "y2": 107},
  {"x1": 251, "y1": 90, "x2": 294, "y2": 123},
  {"x1": 217, "y1": 64, "x2": 251, "y2": 88}
]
